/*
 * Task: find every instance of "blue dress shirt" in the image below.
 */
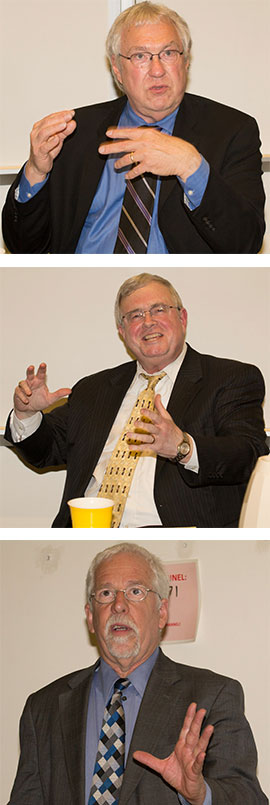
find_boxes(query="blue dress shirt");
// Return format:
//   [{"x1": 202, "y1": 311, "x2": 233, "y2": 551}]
[
  {"x1": 17, "y1": 101, "x2": 209, "y2": 253},
  {"x1": 85, "y1": 649, "x2": 211, "y2": 805}
]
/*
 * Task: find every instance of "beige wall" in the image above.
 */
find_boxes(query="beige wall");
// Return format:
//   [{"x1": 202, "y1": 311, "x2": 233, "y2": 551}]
[
  {"x1": 1, "y1": 539, "x2": 269, "y2": 802},
  {"x1": 0, "y1": 265, "x2": 269, "y2": 528}
]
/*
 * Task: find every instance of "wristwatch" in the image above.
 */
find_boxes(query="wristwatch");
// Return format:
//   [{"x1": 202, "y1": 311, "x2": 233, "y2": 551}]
[{"x1": 174, "y1": 432, "x2": 191, "y2": 462}]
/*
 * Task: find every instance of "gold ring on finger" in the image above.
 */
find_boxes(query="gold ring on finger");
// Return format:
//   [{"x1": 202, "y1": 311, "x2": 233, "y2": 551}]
[{"x1": 130, "y1": 151, "x2": 135, "y2": 162}]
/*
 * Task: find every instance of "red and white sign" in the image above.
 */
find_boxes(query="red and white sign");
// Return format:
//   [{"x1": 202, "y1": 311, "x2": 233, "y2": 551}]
[{"x1": 162, "y1": 560, "x2": 199, "y2": 643}]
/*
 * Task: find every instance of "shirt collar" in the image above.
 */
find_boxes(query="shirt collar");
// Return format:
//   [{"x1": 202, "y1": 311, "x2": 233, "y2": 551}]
[
  {"x1": 123, "y1": 100, "x2": 179, "y2": 134},
  {"x1": 97, "y1": 647, "x2": 159, "y2": 701},
  {"x1": 136, "y1": 342, "x2": 187, "y2": 384}
]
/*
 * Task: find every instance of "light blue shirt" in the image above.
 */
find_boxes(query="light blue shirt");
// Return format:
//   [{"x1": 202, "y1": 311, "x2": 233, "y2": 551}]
[
  {"x1": 85, "y1": 649, "x2": 212, "y2": 805},
  {"x1": 17, "y1": 101, "x2": 209, "y2": 253}
]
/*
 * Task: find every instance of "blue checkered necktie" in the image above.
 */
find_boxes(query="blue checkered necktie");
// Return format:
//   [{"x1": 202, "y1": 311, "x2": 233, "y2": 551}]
[{"x1": 88, "y1": 678, "x2": 130, "y2": 804}]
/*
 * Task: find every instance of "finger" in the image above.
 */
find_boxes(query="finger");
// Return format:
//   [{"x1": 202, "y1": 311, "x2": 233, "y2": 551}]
[
  {"x1": 180, "y1": 702, "x2": 198, "y2": 741},
  {"x1": 33, "y1": 110, "x2": 75, "y2": 131},
  {"x1": 35, "y1": 363, "x2": 47, "y2": 380},
  {"x1": 126, "y1": 431, "x2": 155, "y2": 445},
  {"x1": 98, "y1": 138, "x2": 136, "y2": 156}
]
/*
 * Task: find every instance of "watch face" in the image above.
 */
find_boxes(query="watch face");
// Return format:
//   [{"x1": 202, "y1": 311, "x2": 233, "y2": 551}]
[{"x1": 179, "y1": 441, "x2": 190, "y2": 456}]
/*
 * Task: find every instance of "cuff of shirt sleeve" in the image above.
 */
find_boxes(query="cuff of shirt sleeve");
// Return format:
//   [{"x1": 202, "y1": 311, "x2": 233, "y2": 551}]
[
  {"x1": 15, "y1": 165, "x2": 49, "y2": 203},
  {"x1": 178, "y1": 781, "x2": 212, "y2": 805},
  {"x1": 182, "y1": 436, "x2": 199, "y2": 474},
  {"x1": 178, "y1": 156, "x2": 210, "y2": 210},
  {"x1": 10, "y1": 410, "x2": 43, "y2": 441}
]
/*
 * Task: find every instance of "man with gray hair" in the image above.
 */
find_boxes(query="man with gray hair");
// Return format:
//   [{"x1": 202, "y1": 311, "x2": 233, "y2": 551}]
[
  {"x1": 7, "y1": 542, "x2": 268, "y2": 804},
  {"x1": 5, "y1": 272, "x2": 268, "y2": 527},
  {"x1": 2, "y1": 1, "x2": 265, "y2": 253}
]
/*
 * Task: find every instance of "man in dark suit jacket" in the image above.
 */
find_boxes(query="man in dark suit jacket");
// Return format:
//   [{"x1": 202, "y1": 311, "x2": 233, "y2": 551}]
[
  {"x1": 2, "y1": 3, "x2": 265, "y2": 253},
  {"x1": 7, "y1": 542, "x2": 268, "y2": 804},
  {"x1": 5, "y1": 273, "x2": 268, "y2": 528}
]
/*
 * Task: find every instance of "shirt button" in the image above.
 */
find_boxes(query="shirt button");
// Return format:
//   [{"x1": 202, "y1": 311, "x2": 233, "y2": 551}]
[{"x1": 188, "y1": 190, "x2": 194, "y2": 196}]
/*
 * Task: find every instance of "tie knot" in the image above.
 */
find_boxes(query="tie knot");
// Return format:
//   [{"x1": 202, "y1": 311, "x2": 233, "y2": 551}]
[
  {"x1": 114, "y1": 678, "x2": 130, "y2": 693},
  {"x1": 141, "y1": 372, "x2": 166, "y2": 392}
]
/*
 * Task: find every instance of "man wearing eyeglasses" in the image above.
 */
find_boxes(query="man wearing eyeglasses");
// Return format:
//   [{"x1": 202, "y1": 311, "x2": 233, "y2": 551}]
[
  {"x1": 7, "y1": 542, "x2": 268, "y2": 804},
  {"x1": 5, "y1": 273, "x2": 268, "y2": 527},
  {"x1": 2, "y1": 2, "x2": 265, "y2": 253}
]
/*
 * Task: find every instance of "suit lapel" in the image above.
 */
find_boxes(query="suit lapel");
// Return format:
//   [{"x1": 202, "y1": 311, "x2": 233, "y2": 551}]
[{"x1": 58, "y1": 665, "x2": 96, "y2": 805}]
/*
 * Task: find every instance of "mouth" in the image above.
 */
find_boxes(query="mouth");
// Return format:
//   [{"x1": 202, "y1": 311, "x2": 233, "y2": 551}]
[
  {"x1": 110, "y1": 623, "x2": 133, "y2": 635},
  {"x1": 143, "y1": 332, "x2": 163, "y2": 342}
]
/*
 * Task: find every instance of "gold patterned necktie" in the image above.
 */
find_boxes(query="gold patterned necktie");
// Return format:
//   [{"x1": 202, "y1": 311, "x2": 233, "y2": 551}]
[{"x1": 98, "y1": 372, "x2": 166, "y2": 527}]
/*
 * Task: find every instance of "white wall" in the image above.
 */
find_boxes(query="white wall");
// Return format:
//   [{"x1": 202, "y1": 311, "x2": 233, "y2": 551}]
[
  {"x1": 0, "y1": 265, "x2": 269, "y2": 528},
  {"x1": 1, "y1": 539, "x2": 269, "y2": 803},
  {"x1": 1, "y1": 0, "x2": 269, "y2": 250}
]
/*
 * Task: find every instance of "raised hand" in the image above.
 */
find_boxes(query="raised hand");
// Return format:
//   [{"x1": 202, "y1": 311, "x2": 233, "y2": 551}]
[
  {"x1": 133, "y1": 702, "x2": 214, "y2": 805},
  {"x1": 14, "y1": 363, "x2": 71, "y2": 419},
  {"x1": 25, "y1": 110, "x2": 77, "y2": 185},
  {"x1": 98, "y1": 126, "x2": 201, "y2": 183}
]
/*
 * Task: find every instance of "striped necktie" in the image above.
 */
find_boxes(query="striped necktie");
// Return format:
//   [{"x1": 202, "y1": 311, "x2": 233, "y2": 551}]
[
  {"x1": 88, "y1": 678, "x2": 130, "y2": 804},
  {"x1": 113, "y1": 172, "x2": 157, "y2": 254},
  {"x1": 98, "y1": 373, "x2": 165, "y2": 527}
]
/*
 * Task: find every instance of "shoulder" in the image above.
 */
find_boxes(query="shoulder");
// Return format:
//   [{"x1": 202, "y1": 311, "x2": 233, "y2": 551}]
[
  {"x1": 156, "y1": 650, "x2": 243, "y2": 698},
  {"x1": 71, "y1": 360, "x2": 136, "y2": 396},
  {"x1": 73, "y1": 96, "x2": 126, "y2": 125},
  {"x1": 186, "y1": 344, "x2": 265, "y2": 387},
  {"x1": 183, "y1": 92, "x2": 258, "y2": 126}
]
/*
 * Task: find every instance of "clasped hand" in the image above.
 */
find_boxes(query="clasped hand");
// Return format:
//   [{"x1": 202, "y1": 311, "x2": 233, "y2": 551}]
[
  {"x1": 133, "y1": 702, "x2": 214, "y2": 805},
  {"x1": 98, "y1": 126, "x2": 201, "y2": 182},
  {"x1": 126, "y1": 394, "x2": 190, "y2": 461}
]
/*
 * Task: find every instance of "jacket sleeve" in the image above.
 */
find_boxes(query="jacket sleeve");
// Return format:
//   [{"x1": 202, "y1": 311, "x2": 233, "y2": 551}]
[
  {"x1": 203, "y1": 678, "x2": 268, "y2": 804},
  {"x1": 2, "y1": 169, "x2": 52, "y2": 254},
  {"x1": 7, "y1": 698, "x2": 44, "y2": 805},
  {"x1": 178, "y1": 363, "x2": 268, "y2": 488}
]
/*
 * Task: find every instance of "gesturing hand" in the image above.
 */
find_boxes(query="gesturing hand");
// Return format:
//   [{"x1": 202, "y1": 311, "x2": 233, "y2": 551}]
[
  {"x1": 126, "y1": 393, "x2": 191, "y2": 461},
  {"x1": 25, "y1": 110, "x2": 77, "y2": 185},
  {"x1": 133, "y1": 702, "x2": 214, "y2": 805},
  {"x1": 14, "y1": 363, "x2": 71, "y2": 420},
  {"x1": 98, "y1": 126, "x2": 201, "y2": 183}
]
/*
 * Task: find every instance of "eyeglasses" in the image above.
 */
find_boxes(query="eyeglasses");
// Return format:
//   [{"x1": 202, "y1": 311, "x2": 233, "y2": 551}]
[
  {"x1": 119, "y1": 48, "x2": 184, "y2": 68},
  {"x1": 90, "y1": 585, "x2": 162, "y2": 604},
  {"x1": 121, "y1": 303, "x2": 182, "y2": 325}
]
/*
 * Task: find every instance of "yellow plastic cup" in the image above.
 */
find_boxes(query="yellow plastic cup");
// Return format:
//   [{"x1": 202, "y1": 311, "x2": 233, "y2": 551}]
[{"x1": 68, "y1": 497, "x2": 114, "y2": 528}]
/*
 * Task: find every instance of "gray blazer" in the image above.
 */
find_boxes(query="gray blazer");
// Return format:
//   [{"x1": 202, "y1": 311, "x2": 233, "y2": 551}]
[{"x1": 7, "y1": 650, "x2": 267, "y2": 804}]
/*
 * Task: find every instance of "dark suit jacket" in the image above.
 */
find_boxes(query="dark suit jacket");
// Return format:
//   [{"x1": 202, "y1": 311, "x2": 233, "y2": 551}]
[
  {"x1": 5, "y1": 345, "x2": 268, "y2": 528},
  {"x1": 2, "y1": 93, "x2": 265, "y2": 253},
  {"x1": 7, "y1": 649, "x2": 268, "y2": 804}
]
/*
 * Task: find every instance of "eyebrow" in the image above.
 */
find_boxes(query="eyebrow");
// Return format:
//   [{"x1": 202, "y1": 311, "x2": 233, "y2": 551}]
[{"x1": 127, "y1": 40, "x2": 180, "y2": 53}]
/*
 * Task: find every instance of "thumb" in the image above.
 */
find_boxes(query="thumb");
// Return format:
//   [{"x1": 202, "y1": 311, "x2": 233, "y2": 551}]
[
  {"x1": 154, "y1": 393, "x2": 171, "y2": 419},
  {"x1": 50, "y1": 387, "x2": 72, "y2": 403}
]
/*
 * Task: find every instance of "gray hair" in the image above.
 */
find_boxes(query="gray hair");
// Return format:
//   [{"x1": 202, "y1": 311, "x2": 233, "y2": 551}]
[
  {"x1": 86, "y1": 542, "x2": 170, "y2": 610},
  {"x1": 106, "y1": 2, "x2": 192, "y2": 90},
  {"x1": 115, "y1": 272, "x2": 183, "y2": 326}
]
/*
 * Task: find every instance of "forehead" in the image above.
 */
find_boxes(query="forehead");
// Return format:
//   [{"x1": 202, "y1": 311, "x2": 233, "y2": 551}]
[
  {"x1": 121, "y1": 281, "x2": 173, "y2": 313},
  {"x1": 120, "y1": 19, "x2": 181, "y2": 52},
  {"x1": 95, "y1": 552, "x2": 153, "y2": 586}
]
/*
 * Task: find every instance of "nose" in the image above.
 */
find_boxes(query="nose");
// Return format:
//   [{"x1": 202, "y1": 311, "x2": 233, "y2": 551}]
[
  {"x1": 148, "y1": 53, "x2": 165, "y2": 76},
  {"x1": 143, "y1": 310, "x2": 154, "y2": 326},
  {"x1": 111, "y1": 590, "x2": 129, "y2": 613}
]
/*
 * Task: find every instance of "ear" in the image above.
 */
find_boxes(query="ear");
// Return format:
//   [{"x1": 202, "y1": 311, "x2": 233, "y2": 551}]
[
  {"x1": 85, "y1": 603, "x2": 95, "y2": 635},
  {"x1": 111, "y1": 54, "x2": 123, "y2": 87},
  {"x1": 179, "y1": 307, "x2": 188, "y2": 332},
  {"x1": 158, "y1": 599, "x2": 169, "y2": 631},
  {"x1": 118, "y1": 324, "x2": 124, "y2": 340}
]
